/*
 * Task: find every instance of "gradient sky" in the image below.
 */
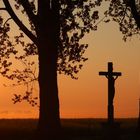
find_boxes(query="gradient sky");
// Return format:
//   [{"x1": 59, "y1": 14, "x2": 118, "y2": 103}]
[{"x1": 0, "y1": 1, "x2": 140, "y2": 119}]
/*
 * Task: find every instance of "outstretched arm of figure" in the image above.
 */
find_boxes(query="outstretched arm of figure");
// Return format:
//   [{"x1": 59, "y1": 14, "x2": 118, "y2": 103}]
[
  {"x1": 105, "y1": 75, "x2": 108, "y2": 79},
  {"x1": 114, "y1": 76, "x2": 118, "y2": 80}
]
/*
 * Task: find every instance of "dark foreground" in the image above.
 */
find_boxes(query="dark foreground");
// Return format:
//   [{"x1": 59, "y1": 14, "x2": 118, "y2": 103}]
[{"x1": 0, "y1": 118, "x2": 139, "y2": 140}]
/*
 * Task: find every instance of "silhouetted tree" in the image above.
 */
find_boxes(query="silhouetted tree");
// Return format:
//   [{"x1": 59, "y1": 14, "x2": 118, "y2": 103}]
[
  {"x1": 0, "y1": 0, "x2": 101, "y2": 138},
  {"x1": 129, "y1": 0, "x2": 140, "y2": 27},
  {"x1": 0, "y1": 0, "x2": 140, "y2": 139},
  {"x1": 106, "y1": 0, "x2": 140, "y2": 41}
]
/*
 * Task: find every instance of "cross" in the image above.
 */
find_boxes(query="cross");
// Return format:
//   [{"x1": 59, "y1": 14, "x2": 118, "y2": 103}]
[{"x1": 99, "y1": 62, "x2": 122, "y2": 123}]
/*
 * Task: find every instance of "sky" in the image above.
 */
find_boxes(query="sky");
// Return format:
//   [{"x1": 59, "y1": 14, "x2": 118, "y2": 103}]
[{"x1": 0, "y1": 1, "x2": 140, "y2": 119}]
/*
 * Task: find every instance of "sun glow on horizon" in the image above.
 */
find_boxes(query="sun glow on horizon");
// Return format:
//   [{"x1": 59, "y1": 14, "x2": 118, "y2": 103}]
[{"x1": 0, "y1": 1, "x2": 140, "y2": 119}]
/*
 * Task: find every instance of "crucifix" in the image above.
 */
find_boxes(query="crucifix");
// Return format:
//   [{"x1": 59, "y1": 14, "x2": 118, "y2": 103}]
[{"x1": 99, "y1": 62, "x2": 122, "y2": 124}]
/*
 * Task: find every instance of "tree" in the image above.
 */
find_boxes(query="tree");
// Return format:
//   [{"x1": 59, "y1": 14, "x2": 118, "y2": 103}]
[
  {"x1": 106, "y1": 0, "x2": 140, "y2": 41},
  {"x1": 0, "y1": 0, "x2": 101, "y2": 138},
  {"x1": 0, "y1": 0, "x2": 139, "y2": 139},
  {"x1": 129, "y1": 0, "x2": 140, "y2": 27}
]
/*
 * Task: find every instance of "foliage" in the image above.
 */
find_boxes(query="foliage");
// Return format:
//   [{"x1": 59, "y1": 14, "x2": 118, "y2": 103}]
[
  {"x1": 106, "y1": 0, "x2": 140, "y2": 41},
  {"x1": 0, "y1": 15, "x2": 38, "y2": 105},
  {"x1": 0, "y1": 0, "x2": 104, "y2": 104},
  {"x1": 0, "y1": 0, "x2": 140, "y2": 105}
]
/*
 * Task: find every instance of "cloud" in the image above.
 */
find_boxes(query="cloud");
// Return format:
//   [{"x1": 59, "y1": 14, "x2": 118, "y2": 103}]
[
  {"x1": 0, "y1": 111, "x2": 9, "y2": 114},
  {"x1": 0, "y1": 110, "x2": 32, "y2": 114}
]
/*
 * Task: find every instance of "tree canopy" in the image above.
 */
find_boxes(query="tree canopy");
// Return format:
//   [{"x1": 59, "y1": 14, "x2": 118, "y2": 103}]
[
  {"x1": 0, "y1": 0, "x2": 104, "y2": 103},
  {"x1": 0, "y1": 0, "x2": 140, "y2": 136},
  {"x1": 107, "y1": 0, "x2": 140, "y2": 41},
  {"x1": 0, "y1": 0, "x2": 139, "y2": 110},
  {"x1": 0, "y1": 0, "x2": 139, "y2": 105}
]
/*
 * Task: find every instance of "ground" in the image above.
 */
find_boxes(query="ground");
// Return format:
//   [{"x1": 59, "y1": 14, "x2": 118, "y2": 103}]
[{"x1": 0, "y1": 119, "x2": 139, "y2": 140}]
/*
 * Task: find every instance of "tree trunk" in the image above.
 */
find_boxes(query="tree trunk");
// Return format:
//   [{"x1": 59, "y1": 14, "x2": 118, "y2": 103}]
[
  {"x1": 124, "y1": 0, "x2": 140, "y2": 28},
  {"x1": 37, "y1": 38, "x2": 61, "y2": 128},
  {"x1": 35, "y1": 0, "x2": 61, "y2": 139},
  {"x1": 37, "y1": 41, "x2": 61, "y2": 139},
  {"x1": 127, "y1": 0, "x2": 140, "y2": 28}
]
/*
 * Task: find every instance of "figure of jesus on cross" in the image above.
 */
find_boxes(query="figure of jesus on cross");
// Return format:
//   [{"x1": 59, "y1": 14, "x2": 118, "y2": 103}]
[{"x1": 99, "y1": 62, "x2": 122, "y2": 124}]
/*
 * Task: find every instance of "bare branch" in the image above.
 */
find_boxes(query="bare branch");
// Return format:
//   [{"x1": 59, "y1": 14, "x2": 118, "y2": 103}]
[
  {"x1": 0, "y1": 8, "x2": 6, "y2": 10},
  {"x1": 3, "y1": 17, "x2": 11, "y2": 27},
  {"x1": 3, "y1": 0, "x2": 38, "y2": 45}
]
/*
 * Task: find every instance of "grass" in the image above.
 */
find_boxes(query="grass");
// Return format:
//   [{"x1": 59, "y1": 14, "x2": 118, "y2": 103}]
[{"x1": 0, "y1": 118, "x2": 139, "y2": 140}]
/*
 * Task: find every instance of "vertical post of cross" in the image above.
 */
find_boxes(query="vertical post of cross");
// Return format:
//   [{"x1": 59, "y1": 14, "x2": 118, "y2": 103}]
[
  {"x1": 99, "y1": 62, "x2": 122, "y2": 124},
  {"x1": 108, "y1": 62, "x2": 114, "y2": 123}
]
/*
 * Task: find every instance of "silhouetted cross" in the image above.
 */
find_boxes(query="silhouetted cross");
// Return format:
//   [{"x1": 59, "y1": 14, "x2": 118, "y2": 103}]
[{"x1": 99, "y1": 62, "x2": 122, "y2": 123}]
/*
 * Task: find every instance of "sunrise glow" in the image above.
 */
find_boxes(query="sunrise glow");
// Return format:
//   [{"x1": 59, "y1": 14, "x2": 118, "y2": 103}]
[{"x1": 0, "y1": 1, "x2": 140, "y2": 119}]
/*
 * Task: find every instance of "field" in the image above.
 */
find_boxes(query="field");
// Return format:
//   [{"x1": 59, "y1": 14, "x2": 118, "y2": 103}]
[{"x1": 0, "y1": 118, "x2": 139, "y2": 140}]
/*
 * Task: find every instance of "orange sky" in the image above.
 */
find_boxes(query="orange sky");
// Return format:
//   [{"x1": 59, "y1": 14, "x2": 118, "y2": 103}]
[{"x1": 0, "y1": 1, "x2": 140, "y2": 119}]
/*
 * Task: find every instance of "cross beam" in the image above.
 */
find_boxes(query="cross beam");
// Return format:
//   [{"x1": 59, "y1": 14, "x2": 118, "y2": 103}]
[
  {"x1": 99, "y1": 62, "x2": 122, "y2": 123},
  {"x1": 99, "y1": 72, "x2": 121, "y2": 76},
  {"x1": 99, "y1": 62, "x2": 121, "y2": 77}
]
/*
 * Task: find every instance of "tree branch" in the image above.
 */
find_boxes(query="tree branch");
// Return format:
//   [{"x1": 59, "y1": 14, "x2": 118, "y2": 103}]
[
  {"x1": 19, "y1": 0, "x2": 37, "y2": 27},
  {"x1": 3, "y1": 0, "x2": 38, "y2": 45},
  {"x1": 129, "y1": 0, "x2": 140, "y2": 28},
  {"x1": 3, "y1": 17, "x2": 12, "y2": 27},
  {"x1": 0, "y1": 8, "x2": 6, "y2": 10}
]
